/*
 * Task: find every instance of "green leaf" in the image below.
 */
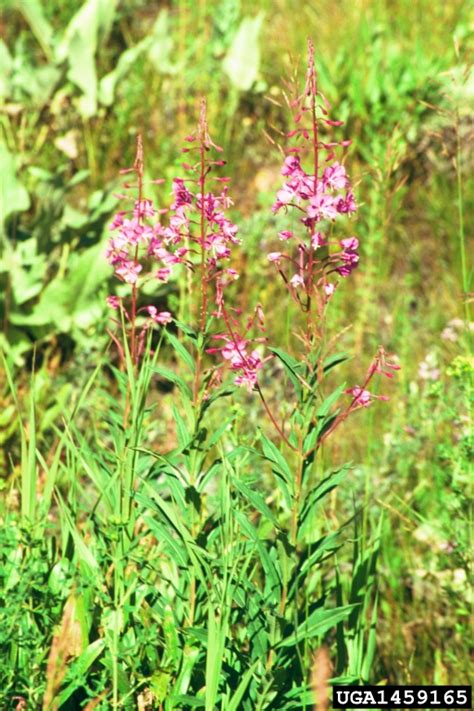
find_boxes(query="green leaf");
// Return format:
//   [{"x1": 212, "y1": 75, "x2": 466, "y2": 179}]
[
  {"x1": 173, "y1": 645, "x2": 200, "y2": 698},
  {"x1": 143, "y1": 515, "x2": 188, "y2": 567},
  {"x1": 323, "y1": 351, "x2": 351, "y2": 374},
  {"x1": 299, "y1": 466, "x2": 350, "y2": 526},
  {"x1": 0, "y1": 142, "x2": 30, "y2": 225},
  {"x1": 56, "y1": 494, "x2": 99, "y2": 575},
  {"x1": 150, "y1": 670, "x2": 172, "y2": 703},
  {"x1": 277, "y1": 604, "x2": 358, "y2": 647},
  {"x1": 99, "y1": 35, "x2": 153, "y2": 106},
  {"x1": 155, "y1": 365, "x2": 193, "y2": 402},
  {"x1": 57, "y1": 639, "x2": 105, "y2": 705},
  {"x1": 172, "y1": 404, "x2": 192, "y2": 450},
  {"x1": 205, "y1": 604, "x2": 227, "y2": 711},
  {"x1": 361, "y1": 589, "x2": 379, "y2": 681},
  {"x1": 147, "y1": 9, "x2": 178, "y2": 75},
  {"x1": 234, "y1": 511, "x2": 281, "y2": 604},
  {"x1": 5, "y1": 238, "x2": 47, "y2": 305},
  {"x1": 316, "y1": 383, "x2": 346, "y2": 418},
  {"x1": 225, "y1": 660, "x2": 259, "y2": 711},
  {"x1": 56, "y1": 0, "x2": 119, "y2": 117},
  {"x1": 233, "y1": 477, "x2": 280, "y2": 528},
  {"x1": 260, "y1": 433, "x2": 293, "y2": 487},
  {"x1": 280, "y1": 685, "x2": 316, "y2": 708},
  {"x1": 168, "y1": 695, "x2": 205, "y2": 708},
  {"x1": 293, "y1": 531, "x2": 342, "y2": 581},
  {"x1": 268, "y1": 347, "x2": 306, "y2": 399},
  {"x1": 137, "y1": 483, "x2": 210, "y2": 584},
  {"x1": 0, "y1": 40, "x2": 13, "y2": 98},
  {"x1": 10, "y1": 242, "x2": 111, "y2": 331},
  {"x1": 223, "y1": 14, "x2": 263, "y2": 91},
  {"x1": 166, "y1": 330, "x2": 196, "y2": 373},
  {"x1": 258, "y1": 432, "x2": 294, "y2": 505},
  {"x1": 163, "y1": 604, "x2": 180, "y2": 668},
  {"x1": 14, "y1": 0, "x2": 54, "y2": 59}
]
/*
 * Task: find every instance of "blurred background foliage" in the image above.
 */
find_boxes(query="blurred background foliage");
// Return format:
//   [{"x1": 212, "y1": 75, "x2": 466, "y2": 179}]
[{"x1": 0, "y1": 0, "x2": 472, "y2": 692}]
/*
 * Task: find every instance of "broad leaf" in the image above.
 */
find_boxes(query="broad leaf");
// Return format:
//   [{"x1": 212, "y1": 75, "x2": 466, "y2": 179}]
[
  {"x1": 223, "y1": 14, "x2": 263, "y2": 91},
  {"x1": 0, "y1": 142, "x2": 30, "y2": 225}
]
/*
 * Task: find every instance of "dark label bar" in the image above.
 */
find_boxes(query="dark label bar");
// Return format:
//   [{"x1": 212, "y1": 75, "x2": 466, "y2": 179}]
[{"x1": 332, "y1": 685, "x2": 472, "y2": 709}]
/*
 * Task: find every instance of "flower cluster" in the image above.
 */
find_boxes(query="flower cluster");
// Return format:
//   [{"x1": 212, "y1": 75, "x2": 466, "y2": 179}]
[
  {"x1": 207, "y1": 305, "x2": 268, "y2": 391},
  {"x1": 105, "y1": 104, "x2": 253, "y2": 385},
  {"x1": 272, "y1": 155, "x2": 356, "y2": 222},
  {"x1": 270, "y1": 39, "x2": 360, "y2": 305},
  {"x1": 174, "y1": 102, "x2": 241, "y2": 328},
  {"x1": 105, "y1": 141, "x2": 240, "y2": 307},
  {"x1": 106, "y1": 198, "x2": 187, "y2": 288},
  {"x1": 167, "y1": 176, "x2": 241, "y2": 305}
]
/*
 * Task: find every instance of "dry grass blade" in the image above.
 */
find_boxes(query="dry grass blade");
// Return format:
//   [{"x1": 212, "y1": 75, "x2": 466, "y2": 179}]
[
  {"x1": 83, "y1": 690, "x2": 109, "y2": 710},
  {"x1": 43, "y1": 593, "x2": 83, "y2": 711},
  {"x1": 312, "y1": 646, "x2": 332, "y2": 711}
]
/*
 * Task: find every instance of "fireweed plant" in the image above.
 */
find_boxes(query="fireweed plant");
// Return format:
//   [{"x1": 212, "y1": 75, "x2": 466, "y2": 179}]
[
  {"x1": 68, "y1": 41, "x2": 399, "y2": 709},
  {"x1": 259, "y1": 39, "x2": 400, "y2": 546}
]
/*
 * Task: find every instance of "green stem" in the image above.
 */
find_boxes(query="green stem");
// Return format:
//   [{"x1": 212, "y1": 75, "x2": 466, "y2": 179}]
[
  {"x1": 455, "y1": 107, "x2": 470, "y2": 330},
  {"x1": 290, "y1": 446, "x2": 304, "y2": 548}
]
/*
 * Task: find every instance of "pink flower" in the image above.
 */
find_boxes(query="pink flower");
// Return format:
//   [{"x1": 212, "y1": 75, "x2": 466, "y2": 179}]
[
  {"x1": 307, "y1": 193, "x2": 338, "y2": 221},
  {"x1": 335, "y1": 237, "x2": 359, "y2": 277},
  {"x1": 311, "y1": 232, "x2": 326, "y2": 249},
  {"x1": 418, "y1": 361, "x2": 440, "y2": 381},
  {"x1": 270, "y1": 41, "x2": 362, "y2": 308},
  {"x1": 336, "y1": 262, "x2": 357, "y2": 277},
  {"x1": 208, "y1": 319, "x2": 266, "y2": 391},
  {"x1": 340, "y1": 237, "x2": 359, "y2": 251},
  {"x1": 171, "y1": 179, "x2": 194, "y2": 209},
  {"x1": 346, "y1": 386, "x2": 372, "y2": 407},
  {"x1": 110, "y1": 211, "x2": 126, "y2": 229},
  {"x1": 115, "y1": 260, "x2": 142, "y2": 284},
  {"x1": 341, "y1": 251, "x2": 359, "y2": 266},
  {"x1": 156, "y1": 267, "x2": 171, "y2": 282},
  {"x1": 336, "y1": 191, "x2": 357, "y2": 214},
  {"x1": 224, "y1": 268, "x2": 239, "y2": 281},
  {"x1": 234, "y1": 350, "x2": 263, "y2": 391},
  {"x1": 290, "y1": 274, "x2": 304, "y2": 288},
  {"x1": 134, "y1": 199, "x2": 155, "y2": 218},
  {"x1": 281, "y1": 155, "x2": 303, "y2": 176},
  {"x1": 156, "y1": 311, "x2": 172, "y2": 325},
  {"x1": 120, "y1": 218, "x2": 145, "y2": 245},
  {"x1": 322, "y1": 162, "x2": 348, "y2": 190},
  {"x1": 221, "y1": 338, "x2": 249, "y2": 368},
  {"x1": 268, "y1": 252, "x2": 283, "y2": 263},
  {"x1": 147, "y1": 236, "x2": 164, "y2": 257},
  {"x1": 147, "y1": 306, "x2": 172, "y2": 325},
  {"x1": 106, "y1": 239, "x2": 128, "y2": 263},
  {"x1": 275, "y1": 185, "x2": 296, "y2": 207},
  {"x1": 368, "y1": 350, "x2": 401, "y2": 379},
  {"x1": 106, "y1": 295, "x2": 120, "y2": 309},
  {"x1": 216, "y1": 217, "x2": 239, "y2": 243}
]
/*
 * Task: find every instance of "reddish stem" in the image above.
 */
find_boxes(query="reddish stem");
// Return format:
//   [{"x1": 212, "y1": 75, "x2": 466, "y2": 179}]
[
  {"x1": 220, "y1": 301, "x2": 297, "y2": 451},
  {"x1": 130, "y1": 135, "x2": 144, "y2": 367},
  {"x1": 304, "y1": 351, "x2": 382, "y2": 458}
]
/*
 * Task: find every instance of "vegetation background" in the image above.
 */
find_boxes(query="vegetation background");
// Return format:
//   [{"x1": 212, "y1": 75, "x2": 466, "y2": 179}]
[{"x1": 0, "y1": 0, "x2": 472, "y2": 708}]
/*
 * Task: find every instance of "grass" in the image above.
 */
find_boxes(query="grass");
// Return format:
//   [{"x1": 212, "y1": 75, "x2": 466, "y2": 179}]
[{"x1": 0, "y1": 0, "x2": 472, "y2": 708}]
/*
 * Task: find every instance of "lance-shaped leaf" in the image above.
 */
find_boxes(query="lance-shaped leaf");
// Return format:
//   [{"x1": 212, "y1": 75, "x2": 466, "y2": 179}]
[{"x1": 277, "y1": 604, "x2": 358, "y2": 647}]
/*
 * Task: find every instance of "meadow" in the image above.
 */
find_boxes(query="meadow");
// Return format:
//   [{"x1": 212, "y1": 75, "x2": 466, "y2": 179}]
[{"x1": 0, "y1": 1, "x2": 472, "y2": 709}]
